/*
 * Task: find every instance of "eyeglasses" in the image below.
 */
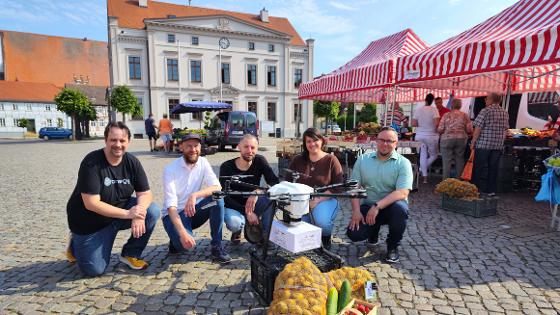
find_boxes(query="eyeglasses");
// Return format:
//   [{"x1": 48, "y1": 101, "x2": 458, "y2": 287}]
[{"x1": 376, "y1": 138, "x2": 397, "y2": 144}]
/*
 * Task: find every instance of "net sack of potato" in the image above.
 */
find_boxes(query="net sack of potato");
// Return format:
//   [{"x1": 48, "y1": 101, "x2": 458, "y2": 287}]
[
  {"x1": 324, "y1": 267, "x2": 375, "y2": 300},
  {"x1": 268, "y1": 257, "x2": 328, "y2": 315}
]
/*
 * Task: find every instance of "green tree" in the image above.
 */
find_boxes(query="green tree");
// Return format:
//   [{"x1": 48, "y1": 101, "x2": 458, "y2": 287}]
[
  {"x1": 358, "y1": 103, "x2": 378, "y2": 123},
  {"x1": 313, "y1": 100, "x2": 340, "y2": 133},
  {"x1": 17, "y1": 118, "x2": 28, "y2": 128},
  {"x1": 109, "y1": 85, "x2": 142, "y2": 121},
  {"x1": 55, "y1": 88, "x2": 93, "y2": 140},
  {"x1": 203, "y1": 111, "x2": 212, "y2": 128}
]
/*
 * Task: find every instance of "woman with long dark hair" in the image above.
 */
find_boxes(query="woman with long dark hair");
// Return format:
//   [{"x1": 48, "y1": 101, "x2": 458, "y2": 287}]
[{"x1": 286, "y1": 128, "x2": 344, "y2": 249}]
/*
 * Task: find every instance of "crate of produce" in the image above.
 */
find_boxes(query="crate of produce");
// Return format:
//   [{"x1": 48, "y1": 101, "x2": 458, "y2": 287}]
[
  {"x1": 338, "y1": 299, "x2": 380, "y2": 315},
  {"x1": 441, "y1": 194, "x2": 498, "y2": 217},
  {"x1": 250, "y1": 248, "x2": 344, "y2": 305}
]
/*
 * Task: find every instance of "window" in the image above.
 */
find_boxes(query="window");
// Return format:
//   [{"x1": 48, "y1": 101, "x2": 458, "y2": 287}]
[
  {"x1": 267, "y1": 102, "x2": 276, "y2": 121},
  {"x1": 167, "y1": 34, "x2": 175, "y2": 43},
  {"x1": 190, "y1": 60, "x2": 201, "y2": 82},
  {"x1": 221, "y1": 63, "x2": 230, "y2": 84},
  {"x1": 192, "y1": 36, "x2": 199, "y2": 45},
  {"x1": 294, "y1": 68, "x2": 303, "y2": 88},
  {"x1": 12, "y1": 104, "x2": 17, "y2": 110},
  {"x1": 247, "y1": 113, "x2": 257, "y2": 129},
  {"x1": 132, "y1": 98, "x2": 143, "y2": 120},
  {"x1": 168, "y1": 99, "x2": 180, "y2": 120},
  {"x1": 293, "y1": 103, "x2": 302, "y2": 122},
  {"x1": 192, "y1": 112, "x2": 202, "y2": 120},
  {"x1": 0, "y1": 118, "x2": 5, "y2": 127},
  {"x1": 91, "y1": 121, "x2": 96, "y2": 127},
  {"x1": 46, "y1": 119, "x2": 52, "y2": 127},
  {"x1": 45, "y1": 104, "x2": 51, "y2": 111},
  {"x1": 57, "y1": 118, "x2": 64, "y2": 127},
  {"x1": 267, "y1": 66, "x2": 276, "y2": 86},
  {"x1": 128, "y1": 56, "x2": 141, "y2": 80},
  {"x1": 167, "y1": 58, "x2": 179, "y2": 81},
  {"x1": 248, "y1": 42, "x2": 255, "y2": 50},
  {"x1": 248, "y1": 101, "x2": 257, "y2": 114},
  {"x1": 13, "y1": 118, "x2": 18, "y2": 126},
  {"x1": 247, "y1": 64, "x2": 257, "y2": 85},
  {"x1": 268, "y1": 44, "x2": 275, "y2": 52},
  {"x1": 0, "y1": 104, "x2": 3, "y2": 111},
  {"x1": 27, "y1": 104, "x2": 32, "y2": 111}
]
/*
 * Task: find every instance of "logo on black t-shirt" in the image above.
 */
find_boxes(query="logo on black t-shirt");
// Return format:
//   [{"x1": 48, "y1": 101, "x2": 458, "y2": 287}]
[{"x1": 104, "y1": 177, "x2": 131, "y2": 187}]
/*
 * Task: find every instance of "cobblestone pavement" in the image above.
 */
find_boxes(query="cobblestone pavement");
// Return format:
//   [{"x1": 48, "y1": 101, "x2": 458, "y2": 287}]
[{"x1": 1, "y1": 138, "x2": 559, "y2": 315}]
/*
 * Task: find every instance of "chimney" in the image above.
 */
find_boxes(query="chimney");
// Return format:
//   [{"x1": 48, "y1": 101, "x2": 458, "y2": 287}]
[
  {"x1": 139, "y1": 0, "x2": 147, "y2": 8},
  {"x1": 259, "y1": 7, "x2": 269, "y2": 23}
]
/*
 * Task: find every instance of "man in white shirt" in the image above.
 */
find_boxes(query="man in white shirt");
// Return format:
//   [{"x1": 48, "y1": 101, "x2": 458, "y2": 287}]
[
  {"x1": 162, "y1": 134, "x2": 231, "y2": 264},
  {"x1": 412, "y1": 93, "x2": 440, "y2": 183}
]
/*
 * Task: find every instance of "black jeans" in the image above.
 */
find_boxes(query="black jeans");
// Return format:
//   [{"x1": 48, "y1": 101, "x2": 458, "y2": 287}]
[
  {"x1": 472, "y1": 148, "x2": 502, "y2": 194},
  {"x1": 346, "y1": 201, "x2": 409, "y2": 250}
]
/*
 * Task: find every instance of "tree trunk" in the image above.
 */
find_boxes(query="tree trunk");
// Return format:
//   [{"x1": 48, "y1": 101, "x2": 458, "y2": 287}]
[
  {"x1": 71, "y1": 114, "x2": 76, "y2": 141},
  {"x1": 122, "y1": 112, "x2": 125, "y2": 123}
]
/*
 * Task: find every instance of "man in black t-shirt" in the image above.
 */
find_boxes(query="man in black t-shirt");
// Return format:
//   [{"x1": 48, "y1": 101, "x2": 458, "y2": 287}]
[
  {"x1": 219, "y1": 135, "x2": 279, "y2": 245},
  {"x1": 144, "y1": 113, "x2": 157, "y2": 152},
  {"x1": 66, "y1": 122, "x2": 160, "y2": 277}
]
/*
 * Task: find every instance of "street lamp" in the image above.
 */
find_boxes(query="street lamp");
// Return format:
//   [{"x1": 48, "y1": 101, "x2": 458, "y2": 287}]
[
  {"x1": 343, "y1": 107, "x2": 348, "y2": 131},
  {"x1": 218, "y1": 37, "x2": 230, "y2": 102}
]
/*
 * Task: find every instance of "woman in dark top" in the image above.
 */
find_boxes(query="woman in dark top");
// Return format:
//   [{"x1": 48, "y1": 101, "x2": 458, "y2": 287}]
[{"x1": 287, "y1": 128, "x2": 344, "y2": 249}]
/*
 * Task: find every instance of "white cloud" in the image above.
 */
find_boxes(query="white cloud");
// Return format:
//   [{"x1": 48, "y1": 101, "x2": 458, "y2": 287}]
[
  {"x1": 328, "y1": 1, "x2": 358, "y2": 11},
  {"x1": 448, "y1": 0, "x2": 461, "y2": 5},
  {"x1": 0, "y1": 0, "x2": 105, "y2": 25}
]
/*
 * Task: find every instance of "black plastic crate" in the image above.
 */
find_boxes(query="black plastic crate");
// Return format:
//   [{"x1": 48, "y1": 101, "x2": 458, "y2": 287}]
[
  {"x1": 441, "y1": 194, "x2": 498, "y2": 217},
  {"x1": 250, "y1": 248, "x2": 344, "y2": 305}
]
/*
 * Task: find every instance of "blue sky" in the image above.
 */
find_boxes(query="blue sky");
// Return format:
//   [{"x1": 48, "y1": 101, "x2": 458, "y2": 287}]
[{"x1": 0, "y1": 0, "x2": 517, "y2": 77}]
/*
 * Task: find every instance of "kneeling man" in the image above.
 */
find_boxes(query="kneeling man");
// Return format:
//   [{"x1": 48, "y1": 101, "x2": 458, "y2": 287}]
[
  {"x1": 347, "y1": 127, "x2": 413, "y2": 263},
  {"x1": 162, "y1": 134, "x2": 231, "y2": 263}
]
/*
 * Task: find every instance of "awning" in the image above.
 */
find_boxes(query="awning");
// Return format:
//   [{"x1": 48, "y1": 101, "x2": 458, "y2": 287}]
[
  {"x1": 298, "y1": 29, "x2": 431, "y2": 103},
  {"x1": 395, "y1": 0, "x2": 560, "y2": 96},
  {"x1": 171, "y1": 101, "x2": 232, "y2": 114}
]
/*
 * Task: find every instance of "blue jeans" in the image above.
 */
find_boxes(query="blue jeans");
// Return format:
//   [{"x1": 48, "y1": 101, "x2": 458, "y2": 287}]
[
  {"x1": 346, "y1": 201, "x2": 409, "y2": 250},
  {"x1": 472, "y1": 148, "x2": 502, "y2": 194},
  {"x1": 162, "y1": 197, "x2": 225, "y2": 252},
  {"x1": 70, "y1": 198, "x2": 160, "y2": 277},
  {"x1": 224, "y1": 197, "x2": 274, "y2": 234},
  {"x1": 302, "y1": 198, "x2": 340, "y2": 237}
]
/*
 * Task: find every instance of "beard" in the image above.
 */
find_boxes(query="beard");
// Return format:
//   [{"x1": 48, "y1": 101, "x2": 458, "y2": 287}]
[
  {"x1": 184, "y1": 152, "x2": 199, "y2": 164},
  {"x1": 241, "y1": 154, "x2": 255, "y2": 162}
]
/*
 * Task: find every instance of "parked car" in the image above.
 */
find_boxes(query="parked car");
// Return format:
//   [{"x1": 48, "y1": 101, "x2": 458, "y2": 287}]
[
  {"x1": 205, "y1": 111, "x2": 259, "y2": 150},
  {"x1": 38, "y1": 127, "x2": 72, "y2": 140},
  {"x1": 326, "y1": 124, "x2": 342, "y2": 135}
]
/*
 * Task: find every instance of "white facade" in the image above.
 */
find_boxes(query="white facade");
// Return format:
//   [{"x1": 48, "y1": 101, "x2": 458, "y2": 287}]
[
  {"x1": 0, "y1": 101, "x2": 71, "y2": 138},
  {"x1": 109, "y1": 13, "x2": 314, "y2": 138}
]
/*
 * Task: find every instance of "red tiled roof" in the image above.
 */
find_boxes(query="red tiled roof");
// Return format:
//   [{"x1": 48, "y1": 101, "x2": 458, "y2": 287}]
[
  {"x1": 0, "y1": 81, "x2": 61, "y2": 103},
  {"x1": 1, "y1": 30, "x2": 109, "y2": 87},
  {"x1": 107, "y1": 0, "x2": 305, "y2": 46}
]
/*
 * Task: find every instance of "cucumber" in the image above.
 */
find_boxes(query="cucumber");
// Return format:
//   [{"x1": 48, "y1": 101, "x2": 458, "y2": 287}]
[
  {"x1": 326, "y1": 287, "x2": 338, "y2": 315},
  {"x1": 337, "y1": 279, "x2": 352, "y2": 312}
]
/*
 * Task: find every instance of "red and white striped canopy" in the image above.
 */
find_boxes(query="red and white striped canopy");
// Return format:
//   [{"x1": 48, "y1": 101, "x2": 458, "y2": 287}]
[
  {"x1": 299, "y1": 29, "x2": 429, "y2": 103},
  {"x1": 396, "y1": 0, "x2": 560, "y2": 96}
]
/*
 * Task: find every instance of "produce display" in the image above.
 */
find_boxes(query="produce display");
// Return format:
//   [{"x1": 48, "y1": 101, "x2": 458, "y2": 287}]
[
  {"x1": 435, "y1": 178, "x2": 479, "y2": 200},
  {"x1": 268, "y1": 258, "x2": 378, "y2": 315}
]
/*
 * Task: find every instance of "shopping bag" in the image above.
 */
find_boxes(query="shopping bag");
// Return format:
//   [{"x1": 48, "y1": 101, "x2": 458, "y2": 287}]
[{"x1": 461, "y1": 150, "x2": 475, "y2": 181}]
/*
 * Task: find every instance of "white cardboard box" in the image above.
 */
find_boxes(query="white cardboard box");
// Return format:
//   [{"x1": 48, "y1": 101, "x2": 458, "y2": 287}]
[{"x1": 269, "y1": 220, "x2": 322, "y2": 253}]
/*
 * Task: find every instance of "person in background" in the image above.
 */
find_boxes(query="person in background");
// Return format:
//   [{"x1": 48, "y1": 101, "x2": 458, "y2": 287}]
[
  {"x1": 144, "y1": 113, "x2": 158, "y2": 152},
  {"x1": 383, "y1": 102, "x2": 408, "y2": 128},
  {"x1": 158, "y1": 114, "x2": 173, "y2": 153},
  {"x1": 346, "y1": 127, "x2": 413, "y2": 263},
  {"x1": 470, "y1": 92, "x2": 509, "y2": 196},
  {"x1": 437, "y1": 99, "x2": 473, "y2": 179},
  {"x1": 286, "y1": 128, "x2": 344, "y2": 250},
  {"x1": 412, "y1": 93, "x2": 440, "y2": 184},
  {"x1": 219, "y1": 135, "x2": 279, "y2": 245},
  {"x1": 435, "y1": 97, "x2": 451, "y2": 118}
]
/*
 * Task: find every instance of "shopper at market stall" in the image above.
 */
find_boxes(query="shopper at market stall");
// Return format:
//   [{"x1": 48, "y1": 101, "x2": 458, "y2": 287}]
[
  {"x1": 346, "y1": 127, "x2": 413, "y2": 263},
  {"x1": 219, "y1": 135, "x2": 279, "y2": 245},
  {"x1": 437, "y1": 99, "x2": 473, "y2": 179},
  {"x1": 435, "y1": 96, "x2": 451, "y2": 118},
  {"x1": 412, "y1": 93, "x2": 440, "y2": 183},
  {"x1": 158, "y1": 113, "x2": 173, "y2": 154},
  {"x1": 161, "y1": 133, "x2": 231, "y2": 264},
  {"x1": 286, "y1": 127, "x2": 344, "y2": 250},
  {"x1": 470, "y1": 92, "x2": 509, "y2": 196},
  {"x1": 383, "y1": 102, "x2": 408, "y2": 128},
  {"x1": 66, "y1": 122, "x2": 160, "y2": 276}
]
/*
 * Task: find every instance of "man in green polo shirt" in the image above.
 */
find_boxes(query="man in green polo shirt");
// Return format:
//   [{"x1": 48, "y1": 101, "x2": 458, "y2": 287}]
[{"x1": 347, "y1": 127, "x2": 413, "y2": 263}]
